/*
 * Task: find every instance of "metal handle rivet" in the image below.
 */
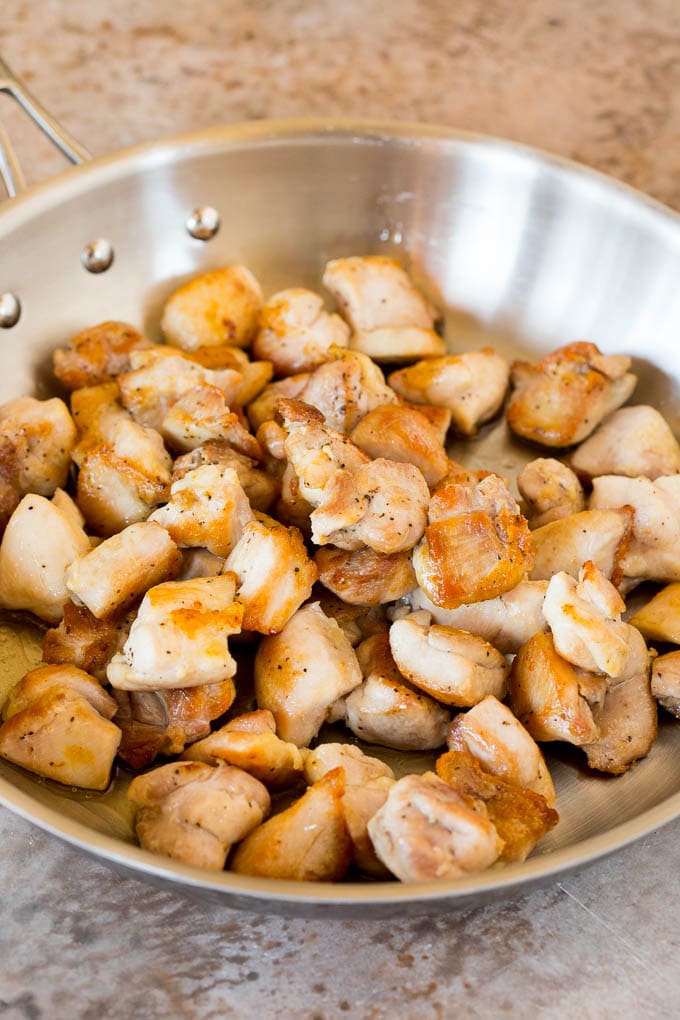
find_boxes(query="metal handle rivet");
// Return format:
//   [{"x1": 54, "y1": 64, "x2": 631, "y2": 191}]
[
  {"x1": 0, "y1": 292, "x2": 21, "y2": 328},
  {"x1": 186, "y1": 206, "x2": 221, "y2": 241},
  {"x1": 81, "y1": 239, "x2": 114, "y2": 273}
]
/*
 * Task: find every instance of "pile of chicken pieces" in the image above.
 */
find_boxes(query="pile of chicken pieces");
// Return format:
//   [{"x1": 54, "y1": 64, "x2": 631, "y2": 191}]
[{"x1": 0, "y1": 255, "x2": 678, "y2": 885}]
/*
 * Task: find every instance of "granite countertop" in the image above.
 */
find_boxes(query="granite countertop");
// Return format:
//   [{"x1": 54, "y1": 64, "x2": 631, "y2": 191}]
[{"x1": 2, "y1": 2, "x2": 680, "y2": 1016}]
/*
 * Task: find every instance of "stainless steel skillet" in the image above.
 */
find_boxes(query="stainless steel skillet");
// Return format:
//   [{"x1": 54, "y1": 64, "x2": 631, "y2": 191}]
[{"x1": 2, "y1": 56, "x2": 680, "y2": 917}]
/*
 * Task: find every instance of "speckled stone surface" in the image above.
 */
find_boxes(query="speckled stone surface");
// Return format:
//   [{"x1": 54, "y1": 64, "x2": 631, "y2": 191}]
[{"x1": 2, "y1": 2, "x2": 680, "y2": 1016}]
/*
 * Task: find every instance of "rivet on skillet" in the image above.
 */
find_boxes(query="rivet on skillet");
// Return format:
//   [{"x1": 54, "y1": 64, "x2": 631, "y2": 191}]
[
  {"x1": 0, "y1": 292, "x2": 21, "y2": 328},
  {"x1": 186, "y1": 206, "x2": 221, "y2": 240},
  {"x1": 81, "y1": 239, "x2": 114, "y2": 273}
]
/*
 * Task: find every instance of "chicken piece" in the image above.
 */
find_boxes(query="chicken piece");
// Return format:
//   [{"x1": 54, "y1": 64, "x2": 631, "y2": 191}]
[
  {"x1": 161, "y1": 384, "x2": 262, "y2": 459},
  {"x1": 43, "y1": 602, "x2": 132, "y2": 682},
  {"x1": 70, "y1": 381, "x2": 129, "y2": 462},
  {"x1": 435, "y1": 750, "x2": 558, "y2": 863},
  {"x1": 517, "y1": 458, "x2": 585, "y2": 528},
  {"x1": 182, "y1": 709, "x2": 304, "y2": 789},
  {"x1": 322, "y1": 256, "x2": 445, "y2": 362},
  {"x1": 129, "y1": 761, "x2": 270, "y2": 870},
  {"x1": 447, "y1": 696, "x2": 556, "y2": 807},
  {"x1": 350, "y1": 404, "x2": 449, "y2": 487},
  {"x1": 413, "y1": 469, "x2": 533, "y2": 610},
  {"x1": 149, "y1": 465, "x2": 254, "y2": 559},
  {"x1": 53, "y1": 320, "x2": 152, "y2": 390},
  {"x1": 160, "y1": 266, "x2": 263, "y2": 351},
  {"x1": 316, "y1": 593, "x2": 388, "y2": 646},
  {"x1": 389, "y1": 349, "x2": 509, "y2": 436},
  {"x1": 252, "y1": 288, "x2": 350, "y2": 376},
  {"x1": 223, "y1": 515, "x2": 317, "y2": 634},
  {"x1": 405, "y1": 581, "x2": 548, "y2": 655},
  {"x1": 367, "y1": 771, "x2": 501, "y2": 882},
  {"x1": 277, "y1": 399, "x2": 369, "y2": 501},
  {"x1": 254, "y1": 602, "x2": 362, "y2": 745},
  {"x1": 344, "y1": 632, "x2": 450, "y2": 750},
  {"x1": 0, "y1": 493, "x2": 90, "y2": 623},
  {"x1": 398, "y1": 401, "x2": 452, "y2": 444},
  {"x1": 0, "y1": 435, "x2": 21, "y2": 535},
  {"x1": 65, "y1": 521, "x2": 181, "y2": 619},
  {"x1": 507, "y1": 341, "x2": 637, "y2": 447},
  {"x1": 299, "y1": 348, "x2": 398, "y2": 434},
  {"x1": 2, "y1": 663, "x2": 117, "y2": 722},
  {"x1": 651, "y1": 651, "x2": 680, "y2": 719},
  {"x1": 389, "y1": 615, "x2": 508, "y2": 707},
  {"x1": 590, "y1": 475, "x2": 680, "y2": 584},
  {"x1": 114, "y1": 680, "x2": 236, "y2": 769},
  {"x1": 246, "y1": 373, "x2": 311, "y2": 433},
  {"x1": 0, "y1": 396, "x2": 76, "y2": 498},
  {"x1": 315, "y1": 546, "x2": 416, "y2": 606},
  {"x1": 508, "y1": 631, "x2": 602, "y2": 745},
  {"x1": 188, "y1": 344, "x2": 273, "y2": 406},
  {"x1": 570, "y1": 405, "x2": 680, "y2": 481},
  {"x1": 173, "y1": 440, "x2": 278, "y2": 513},
  {"x1": 107, "y1": 574, "x2": 243, "y2": 690},
  {"x1": 629, "y1": 583, "x2": 680, "y2": 644},
  {"x1": 230, "y1": 767, "x2": 352, "y2": 880},
  {"x1": 529, "y1": 508, "x2": 632, "y2": 586}
]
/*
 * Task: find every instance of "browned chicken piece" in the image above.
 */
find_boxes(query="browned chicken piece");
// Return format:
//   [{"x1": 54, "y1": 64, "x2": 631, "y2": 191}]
[
  {"x1": 187, "y1": 344, "x2": 273, "y2": 404},
  {"x1": 413, "y1": 469, "x2": 533, "y2": 610},
  {"x1": 129, "y1": 761, "x2": 270, "y2": 870},
  {"x1": 651, "y1": 651, "x2": 680, "y2": 718},
  {"x1": 299, "y1": 347, "x2": 398, "y2": 433},
  {"x1": 52, "y1": 321, "x2": 152, "y2": 390},
  {"x1": 447, "y1": 695, "x2": 556, "y2": 807},
  {"x1": 254, "y1": 601, "x2": 362, "y2": 746},
  {"x1": 436, "y1": 750, "x2": 558, "y2": 863},
  {"x1": 629, "y1": 583, "x2": 680, "y2": 644},
  {"x1": 2, "y1": 663, "x2": 117, "y2": 721},
  {"x1": 508, "y1": 631, "x2": 603, "y2": 745},
  {"x1": 176, "y1": 548, "x2": 225, "y2": 580},
  {"x1": 182, "y1": 709, "x2": 304, "y2": 789},
  {"x1": 405, "y1": 581, "x2": 548, "y2": 655},
  {"x1": 350, "y1": 404, "x2": 449, "y2": 487},
  {"x1": 389, "y1": 349, "x2": 510, "y2": 436},
  {"x1": 316, "y1": 593, "x2": 388, "y2": 646},
  {"x1": 246, "y1": 373, "x2": 311, "y2": 433},
  {"x1": 107, "y1": 574, "x2": 243, "y2": 690},
  {"x1": 277, "y1": 399, "x2": 369, "y2": 502},
  {"x1": 173, "y1": 440, "x2": 278, "y2": 513},
  {"x1": 223, "y1": 515, "x2": 317, "y2": 634},
  {"x1": 367, "y1": 771, "x2": 502, "y2": 882},
  {"x1": 252, "y1": 287, "x2": 350, "y2": 376},
  {"x1": 322, "y1": 256, "x2": 445, "y2": 362},
  {"x1": 517, "y1": 458, "x2": 585, "y2": 528},
  {"x1": 230, "y1": 767, "x2": 352, "y2": 881},
  {"x1": 114, "y1": 680, "x2": 236, "y2": 770},
  {"x1": 160, "y1": 266, "x2": 263, "y2": 351},
  {"x1": 389, "y1": 615, "x2": 508, "y2": 707},
  {"x1": 344, "y1": 632, "x2": 450, "y2": 750},
  {"x1": 65, "y1": 521, "x2": 181, "y2": 619},
  {"x1": 150, "y1": 465, "x2": 254, "y2": 559},
  {"x1": 0, "y1": 395, "x2": 76, "y2": 497},
  {"x1": 315, "y1": 546, "x2": 416, "y2": 606},
  {"x1": 569, "y1": 405, "x2": 680, "y2": 481},
  {"x1": 529, "y1": 508, "x2": 632, "y2": 586},
  {"x1": 507, "y1": 341, "x2": 637, "y2": 448},
  {"x1": 161, "y1": 384, "x2": 262, "y2": 459},
  {"x1": 0, "y1": 492, "x2": 90, "y2": 623},
  {"x1": 43, "y1": 602, "x2": 132, "y2": 682},
  {"x1": 70, "y1": 381, "x2": 126, "y2": 460}
]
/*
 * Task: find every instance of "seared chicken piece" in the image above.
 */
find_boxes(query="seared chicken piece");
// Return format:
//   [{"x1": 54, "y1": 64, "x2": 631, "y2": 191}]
[
  {"x1": 43, "y1": 601, "x2": 132, "y2": 681},
  {"x1": 322, "y1": 256, "x2": 445, "y2": 362},
  {"x1": 405, "y1": 581, "x2": 548, "y2": 655},
  {"x1": 188, "y1": 344, "x2": 273, "y2": 406},
  {"x1": 389, "y1": 349, "x2": 509, "y2": 436},
  {"x1": 252, "y1": 288, "x2": 350, "y2": 376},
  {"x1": 246, "y1": 373, "x2": 311, "y2": 433},
  {"x1": 114, "y1": 680, "x2": 236, "y2": 769},
  {"x1": 651, "y1": 651, "x2": 680, "y2": 718},
  {"x1": 161, "y1": 266, "x2": 263, "y2": 351},
  {"x1": 507, "y1": 341, "x2": 637, "y2": 447},
  {"x1": 299, "y1": 348, "x2": 398, "y2": 434},
  {"x1": 389, "y1": 615, "x2": 508, "y2": 707},
  {"x1": 413, "y1": 469, "x2": 533, "y2": 610},
  {"x1": 223, "y1": 515, "x2": 317, "y2": 634},
  {"x1": 150, "y1": 465, "x2": 254, "y2": 558},
  {"x1": 65, "y1": 521, "x2": 181, "y2": 619},
  {"x1": 254, "y1": 601, "x2": 362, "y2": 746},
  {"x1": 0, "y1": 492, "x2": 90, "y2": 623},
  {"x1": 367, "y1": 771, "x2": 501, "y2": 882},
  {"x1": 107, "y1": 574, "x2": 243, "y2": 690},
  {"x1": 182, "y1": 709, "x2": 304, "y2": 789},
  {"x1": 277, "y1": 399, "x2": 369, "y2": 502},
  {"x1": 230, "y1": 767, "x2": 352, "y2": 881},
  {"x1": 629, "y1": 582, "x2": 680, "y2": 644},
  {"x1": 0, "y1": 395, "x2": 76, "y2": 497},
  {"x1": 570, "y1": 405, "x2": 680, "y2": 481},
  {"x1": 350, "y1": 404, "x2": 449, "y2": 487},
  {"x1": 129, "y1": 761, "x2": 270, "y2": 870},
  {"x1": 173, "y1": 440, "x2": 278, "y2": 513},
  {"x1": 161, "y1": 384, "x2": 261, "y2": 459},
  {"x1": 436, "y1": 750, "x2": 558, "y2": 863},
  {"x1": 447, "y1": 696, "x2": 556, "y2": 807},
  {"x1": 344, "y1": 632, "x2": 450, "y2": 750},
  {"x1": 53, "y1": 321, "x2": 152, "y2": 390},
  {"x1": 529, "y1": 508, "x2": 632, "y2": 586},
  {"x1": 70, "y1": 381, "x2": 127, "y2": 462},
  {"x1": 517, "y1": 458, "x2": 585, "y2": 528},
  {"x1": 315, "y1": 546, "x2": 416, "y2": 606},
  {"x1": 2, "y1": 663, "x2": 117, "y2": 721}
]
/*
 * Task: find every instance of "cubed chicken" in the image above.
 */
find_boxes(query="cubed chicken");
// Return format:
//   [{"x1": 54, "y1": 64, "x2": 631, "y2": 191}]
[
  {"x1": 569, "y1": 405, "x2": 680, "y2": 481},
  {"x1": 2, "y1": 663, "x2": 117, "y2": 722},
  {"x1": 517, "y1": 458, "x2": 585, "y2": 528},
  {"x1": 161, "y1": 384, "x2": 262, "y2": 459},
  {"x1": 160, "y1": 266, "x2": 263, "y2": 351},
  {"x1": 0, "y1": 395, "x2": 76, "y2": 497},
  {"x1": 43, "y1": 601, "x2": 133, "y2": 681},
  {"x1": 315, "y1": 546, "x2": 416, "y2": 606},
  {"x1": 651, "y1": 651, "x2": 680, "y2": 718},
  {"x1": 349, "y1": 404, "x2": 449, "y2": 487},
  {"x1": 629, "y1": 583, "x2": 680, "y2": 644},
  {"x1": 299, "y1": 348, "x2": 398, "y2": 433},
  {"x1": 246, "y1": 373, "x2": 311, "y2": 433},
  {"x1": 189, "y1": 344, "x2": 273, "y2": 405},
  {"x1": 173, "y1": 440, "x2": 278, "y2": 513},
  {"x1": 53, "y1": 320, "x2": 152, "y2": 390},
  {"x1": 529, "y1": 508, "x2": 632, "y2": 586},
  {"x1": 252, "y1": 287, "x2": 350, "y2": 375}
]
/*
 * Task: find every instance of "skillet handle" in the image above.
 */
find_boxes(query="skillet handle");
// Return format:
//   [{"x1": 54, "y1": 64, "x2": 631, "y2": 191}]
[{"x1": 0, "y1": 54, "x2": 91, "y2": 198}]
